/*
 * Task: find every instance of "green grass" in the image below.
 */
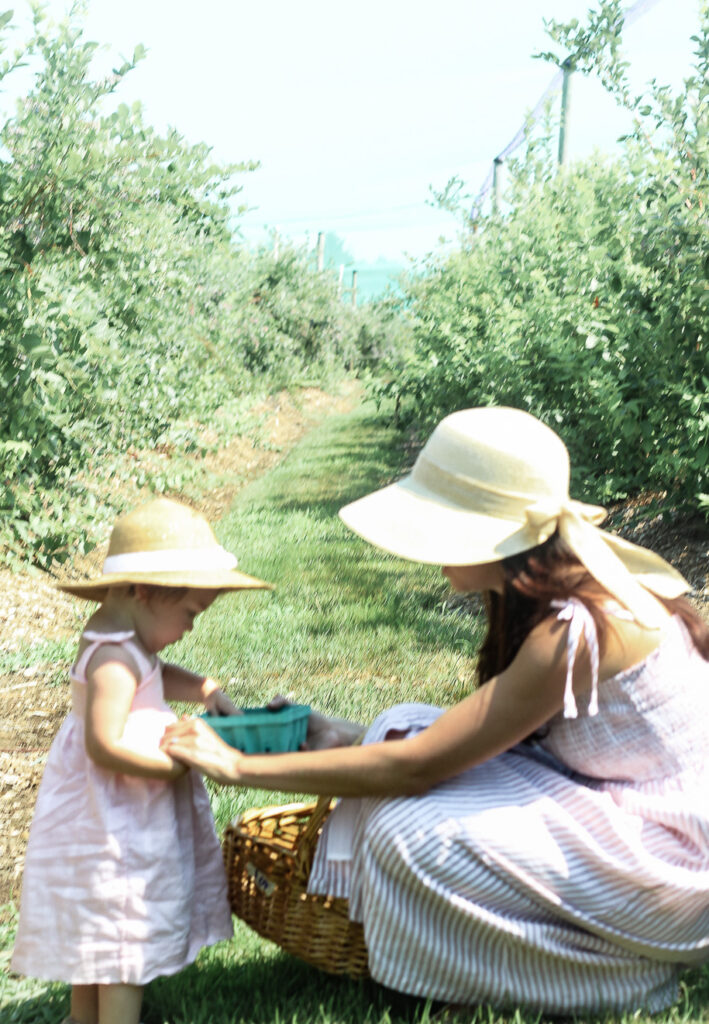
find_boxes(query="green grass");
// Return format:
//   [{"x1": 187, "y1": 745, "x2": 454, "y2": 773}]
[
  {"x1": 0, "y1": 637, "x2": 77, "y2": 678},
  {"x1": 3, "y1": 399, "x2": 709, "y2": 1023},
  {"x1": 172, "y1": 400, "x2": 482, "y2": 829}
]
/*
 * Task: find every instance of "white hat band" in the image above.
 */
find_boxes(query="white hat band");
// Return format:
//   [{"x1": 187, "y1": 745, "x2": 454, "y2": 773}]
[
  {"x1": 411, "y1": 455, "x2": 606, "y2": 525},
  {"x1": 103, "y1": 547, "x2": 238, "y2": 575}
]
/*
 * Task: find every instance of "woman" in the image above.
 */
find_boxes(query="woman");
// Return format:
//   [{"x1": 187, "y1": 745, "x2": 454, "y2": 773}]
[{"x1": 163, "y1": 406, "x2": 709, "y2": 1014}]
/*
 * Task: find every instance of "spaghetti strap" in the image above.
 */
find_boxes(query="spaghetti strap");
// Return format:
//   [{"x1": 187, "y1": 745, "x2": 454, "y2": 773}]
[
  {"x1": 72, "y1": 630, "x2": 155, "y2": 683},
  {"x1": 550, "y1": 598, "x2": 600, "y2": 718}
]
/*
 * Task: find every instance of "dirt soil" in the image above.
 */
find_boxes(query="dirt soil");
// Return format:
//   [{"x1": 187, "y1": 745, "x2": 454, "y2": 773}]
[{"x1": 1, "y1": 387, "x2": 707, "y2": 911}]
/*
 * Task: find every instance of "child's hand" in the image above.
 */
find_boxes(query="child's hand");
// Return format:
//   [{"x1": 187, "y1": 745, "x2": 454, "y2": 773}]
[{"x1": 203, "y1": 686, "x2": 242, "y2": 717}]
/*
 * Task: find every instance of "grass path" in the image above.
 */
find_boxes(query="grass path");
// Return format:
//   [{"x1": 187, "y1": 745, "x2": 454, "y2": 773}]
[
  {"x1": 3, "y1": 398, "x2": 708, "y2": 1024},
  {"x1": 1, "y1": 398, "x2": 482, "y2": 1024},
  {"x1": 184, "y1": 398, "x2": 482, "y2": 827}
]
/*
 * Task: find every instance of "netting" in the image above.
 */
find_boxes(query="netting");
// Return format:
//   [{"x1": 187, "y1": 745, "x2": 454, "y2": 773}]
[{"x1": 469, "y1": 0, "x2": 664, "y2": 220}]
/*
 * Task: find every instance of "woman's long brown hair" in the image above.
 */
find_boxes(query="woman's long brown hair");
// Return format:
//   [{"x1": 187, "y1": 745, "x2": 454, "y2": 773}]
[{"x1": 475, "y1": 531, "x2": 709, "y2": 686}]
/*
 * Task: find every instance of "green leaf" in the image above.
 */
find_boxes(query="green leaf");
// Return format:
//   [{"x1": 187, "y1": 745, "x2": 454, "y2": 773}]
[{"x1": 19, "y1": 332, "x2": 45, "y2": 352}]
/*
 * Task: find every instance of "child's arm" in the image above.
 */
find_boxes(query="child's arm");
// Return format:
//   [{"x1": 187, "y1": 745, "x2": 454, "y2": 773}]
[
  {"x1": 163, "y1": 613, "x2": 578, "y2": 793},
  {"x1": 85, "y1": 645, "x2": 188, "y2": 780},
  {"x1": 162, "y1": 662, "x2": 240, "y2": 715}
]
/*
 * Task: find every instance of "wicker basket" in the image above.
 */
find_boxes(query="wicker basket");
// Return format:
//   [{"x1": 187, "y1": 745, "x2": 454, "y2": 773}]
[{"x1": 223, "y1": 795, "x2": 370, "y2": 978}]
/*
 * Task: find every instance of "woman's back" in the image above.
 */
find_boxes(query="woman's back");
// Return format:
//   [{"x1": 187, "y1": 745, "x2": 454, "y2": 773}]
[{"x1": 541, "y1": 605, "x2": 709, "y2": 783}]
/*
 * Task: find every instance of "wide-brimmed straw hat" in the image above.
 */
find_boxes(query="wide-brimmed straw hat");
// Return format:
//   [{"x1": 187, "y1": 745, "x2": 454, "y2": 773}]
[
  {"x1": 339, "y1": 407, "x2": 689, "y2": 628},
  {"x1": 57, "y1": 497, "x2": 272, "y2": 602}
]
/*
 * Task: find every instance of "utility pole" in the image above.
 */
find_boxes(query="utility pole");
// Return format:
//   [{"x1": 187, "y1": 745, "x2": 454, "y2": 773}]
[
  {"x1": 558, "y1": 58, "x2": 574, "y2": 166},
  {"x1": 351, "y1": 270, "x2": 357, "y2": 308},
  {"x1": 316, "y1": 231, "x2": 325, "y2": 272},
  {"x1": 273, "y1": 228, "x2": 280, "y2": 260},
  {"x1": 492, "y1": 157, "x2": 503, "y2": 214}
]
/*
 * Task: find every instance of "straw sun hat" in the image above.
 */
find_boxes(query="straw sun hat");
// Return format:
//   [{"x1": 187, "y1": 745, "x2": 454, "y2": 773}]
[
  {"x1": 339, "y1": 406, "x2": 689, "y2": 628},
  {"x1": 57, "y1": 498, "x2": 272, "y2": 602}
]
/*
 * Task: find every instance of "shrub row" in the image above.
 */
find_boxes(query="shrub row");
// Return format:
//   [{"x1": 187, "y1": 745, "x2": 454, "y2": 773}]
[
  {"x1": 374, "y1": 2, "x2": 708, "y2": 514},
  {"x1": 0, "y1": 9, "x2": 391, "y2": 565}
]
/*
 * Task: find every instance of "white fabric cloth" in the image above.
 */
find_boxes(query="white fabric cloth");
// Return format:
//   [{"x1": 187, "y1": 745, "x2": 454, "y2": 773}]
[
  {"x1": 309, "y1": 602, "x2": 709, "y2": 1013},
  {"x1": 12, "y1": 631, "x2": 233, "y2": 985}
]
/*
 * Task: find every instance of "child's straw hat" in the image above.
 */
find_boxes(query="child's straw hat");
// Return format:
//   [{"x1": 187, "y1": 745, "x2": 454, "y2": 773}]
[
  {"x1": 57, "y1": 498, "x2": 272, "y2": 602},
  {"x1": 339, "y1": 406, "x2": 689, "y2": 628}
]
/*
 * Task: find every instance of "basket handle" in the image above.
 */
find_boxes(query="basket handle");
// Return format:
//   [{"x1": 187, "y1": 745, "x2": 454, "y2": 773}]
[
  {"x1": 292, "y1": 732, "x2": 365, "y2": 879},
  {"x1": 292, "y1": 794, "x2": 336, "y2": 879}
]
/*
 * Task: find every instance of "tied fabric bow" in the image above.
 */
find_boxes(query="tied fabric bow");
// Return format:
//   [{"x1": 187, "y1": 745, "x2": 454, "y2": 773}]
[
  {"x1": 552, "y1": 599, "x2": 600, "y2": 719},
  {"x1": 523, "y1": 499, "x2": 689, "y2": 629}
]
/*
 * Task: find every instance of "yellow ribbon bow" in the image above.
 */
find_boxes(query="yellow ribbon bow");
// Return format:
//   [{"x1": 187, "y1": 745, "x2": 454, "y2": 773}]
[{"x1": 524, "y1": 499, "x2": 689, "y2": 628}]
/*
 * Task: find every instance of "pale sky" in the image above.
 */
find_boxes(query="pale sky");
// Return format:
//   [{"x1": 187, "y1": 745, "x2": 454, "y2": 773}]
[{"x1": 4, "y1": 0, "x2": 702, "y2": 262}]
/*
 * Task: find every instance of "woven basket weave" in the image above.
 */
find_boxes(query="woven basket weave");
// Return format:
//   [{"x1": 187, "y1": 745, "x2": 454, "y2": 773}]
[{"x1": 223, "y1": 795, "x2": 370, "y2": 978}]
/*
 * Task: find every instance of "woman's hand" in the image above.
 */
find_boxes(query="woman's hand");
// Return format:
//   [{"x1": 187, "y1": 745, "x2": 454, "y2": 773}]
[
  {"x1": 161, "y1": 716, "x2": 242, "y2": 785},
  {"x1": 268, "y1": 695, "x2": 364, "y2": 750}
]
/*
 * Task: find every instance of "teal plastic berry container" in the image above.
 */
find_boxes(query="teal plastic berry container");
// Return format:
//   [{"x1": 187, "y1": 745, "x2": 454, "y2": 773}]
[{"x1": 201, "y1": 704, "x2": 310, "y2": 753}]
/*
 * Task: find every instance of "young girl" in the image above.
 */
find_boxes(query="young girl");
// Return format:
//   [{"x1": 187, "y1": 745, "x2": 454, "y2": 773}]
[
  {"x1": 11, "y1": 497, "x2": 271, "y2": 1024},
  {"x1": 163, "y1": 407, "x2": 709, "y2": 1016}
]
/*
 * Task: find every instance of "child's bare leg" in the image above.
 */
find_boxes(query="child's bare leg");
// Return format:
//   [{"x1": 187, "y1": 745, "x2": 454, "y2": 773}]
[
  {"x1": 98, "y1": 982, "x2": 143, "y2": 1024},
  {"x1": 69, "y1": 983, "x2": 98, "y2": 1024}
]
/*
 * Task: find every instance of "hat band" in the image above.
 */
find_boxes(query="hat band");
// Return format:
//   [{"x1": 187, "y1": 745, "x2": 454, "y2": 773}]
[{"x1": 103, "y1": 547, "x2": 238, "y2": 575}]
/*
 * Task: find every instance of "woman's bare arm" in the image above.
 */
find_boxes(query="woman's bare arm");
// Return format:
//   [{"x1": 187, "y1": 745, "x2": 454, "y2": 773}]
[{"x1": 162, "y1": 614, "x2": 574, "y2": 795}]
